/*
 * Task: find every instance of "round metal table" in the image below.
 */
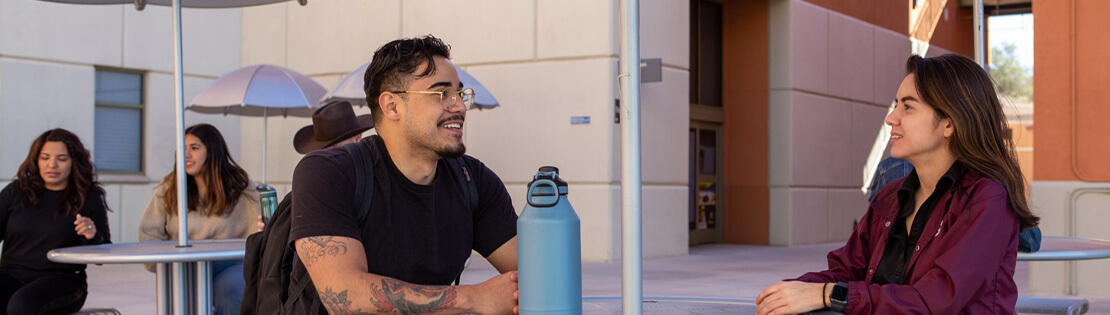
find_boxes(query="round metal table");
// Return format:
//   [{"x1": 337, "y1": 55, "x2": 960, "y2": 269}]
[
  {"x1": 1017, "y1": 235, "x2": 1110, "y2": 296},
  {"x1": 582, "y1": 296, "x2": 839, "y2": 314},
  {"x1": 1017, "y1": 236, "x2": 1110, "y2": 261},
  {"x1": 48, "y1": 239, "x2": 246, "y2": 315}
]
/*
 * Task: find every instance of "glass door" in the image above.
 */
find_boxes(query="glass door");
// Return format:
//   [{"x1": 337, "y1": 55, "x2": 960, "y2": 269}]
[{"x1": 689, "y1": 121, "x2": 721, "y2": 245}]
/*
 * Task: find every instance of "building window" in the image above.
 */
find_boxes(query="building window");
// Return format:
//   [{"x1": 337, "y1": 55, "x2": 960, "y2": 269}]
[
  {"x1": 94, "y1": 69, "x2": 144, "y2": 173},
  {"x1": 690, "y1": 0, "x2": 722, "y2": 107}
]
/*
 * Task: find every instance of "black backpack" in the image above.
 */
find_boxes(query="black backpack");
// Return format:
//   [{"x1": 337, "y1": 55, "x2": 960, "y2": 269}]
[{"x1": 240, "y1": 141, "x2": 479, "y2": 315}]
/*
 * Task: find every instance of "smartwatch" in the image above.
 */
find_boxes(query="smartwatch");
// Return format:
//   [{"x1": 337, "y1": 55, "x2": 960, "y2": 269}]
[{"x1": 829, "y1": 282, "x2": 849, "y2": 312}]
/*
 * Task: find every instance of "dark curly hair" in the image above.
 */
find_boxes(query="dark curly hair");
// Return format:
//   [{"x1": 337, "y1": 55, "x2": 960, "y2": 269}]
[
  {"x1": 363, "y1": 35, "x2": 452, "y2": 124},
  {"x1": 15, "y1": 129, "x2": 107, "y2": 216}
]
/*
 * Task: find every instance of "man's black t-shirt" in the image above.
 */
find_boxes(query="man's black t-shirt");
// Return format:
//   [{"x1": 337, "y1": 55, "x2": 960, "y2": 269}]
[{"x1": 287, "y1": 135, "x2": 518, "y2": 313}]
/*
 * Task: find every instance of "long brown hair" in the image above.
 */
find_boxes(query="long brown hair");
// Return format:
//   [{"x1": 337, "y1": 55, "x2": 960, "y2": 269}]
[
  {"x1": 161, "y1": 124, "x2": 250, "y2": 217},
  {"x1": 906, "y1": 54, "x2": 1039, "y2": 230},
  {"x1": 15, "y1": 129, "x2": 108, "y2": 216}
]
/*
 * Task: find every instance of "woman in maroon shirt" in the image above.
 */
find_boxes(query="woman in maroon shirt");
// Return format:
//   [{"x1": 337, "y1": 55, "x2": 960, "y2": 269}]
[{"x1": 755, "y1": 54, "x2": 1040, "y2": 315}]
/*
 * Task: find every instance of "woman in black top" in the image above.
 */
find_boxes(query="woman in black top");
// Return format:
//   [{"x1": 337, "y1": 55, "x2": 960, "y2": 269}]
[{"x1": 0, "y1": 129, "x2": 111, "y2": 314}]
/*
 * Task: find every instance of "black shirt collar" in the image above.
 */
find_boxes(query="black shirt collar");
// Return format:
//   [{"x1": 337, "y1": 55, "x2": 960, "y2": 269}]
[
  {"x1": 871, "y1": 162, "x2": 965, "y2": 285},
  {"x1": 895, "y1": 162, "x2": 965, "y2": 218}
]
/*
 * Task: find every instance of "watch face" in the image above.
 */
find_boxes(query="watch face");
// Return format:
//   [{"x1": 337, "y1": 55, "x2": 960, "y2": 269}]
[{"x1": 832, "y1": 284, "x2": 849, "y2": 301}]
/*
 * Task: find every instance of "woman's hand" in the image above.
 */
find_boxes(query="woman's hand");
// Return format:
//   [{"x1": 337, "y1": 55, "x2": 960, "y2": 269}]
[
  {"x1": 257, "y1": 215, "x2": 265, "y2": 232},
  {"x1": 74, "y1": 214, "x2": 96, "y2": 240},
  {"x1": 755, "y1": 281, "x2": 828, "y2": 315}
]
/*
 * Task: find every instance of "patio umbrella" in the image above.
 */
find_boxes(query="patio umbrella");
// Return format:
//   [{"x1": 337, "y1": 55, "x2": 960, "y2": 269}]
[
  {"x1": 36, "y1": 1, "x2": 306, "y2": 314},
  {"x1": 322, "y1": 62, "x2": 501, "y2": 110},
  {"x1": 188, "y1": 64, "x2": 327, "y2": 184},
  {"x1": 37, "y1": 0, "x2": 305, "y2": 248}
]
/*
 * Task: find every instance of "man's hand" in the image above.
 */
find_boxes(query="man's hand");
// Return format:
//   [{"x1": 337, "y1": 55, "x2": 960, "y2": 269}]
[
  {"x1": 458, "y1": 271, "x2": 519, "y2": 315},
  {"x1": 755, "y1": 280, "x2": 827, "y2": 315}
]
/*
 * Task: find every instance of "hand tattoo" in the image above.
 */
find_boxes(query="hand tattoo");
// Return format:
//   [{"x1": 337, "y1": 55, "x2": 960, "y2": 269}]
[
  {"x1": 368, "y1": 279, "x2": 458, "y2": 314},
  {"x1": 298, "y1": 236, "x2": 348, "y2": 267}
]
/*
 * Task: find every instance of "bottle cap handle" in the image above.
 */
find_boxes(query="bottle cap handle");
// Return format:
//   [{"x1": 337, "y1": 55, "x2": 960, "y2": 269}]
[{"x1": 526, "y1": 179, "x2": 559, "y2": 207}]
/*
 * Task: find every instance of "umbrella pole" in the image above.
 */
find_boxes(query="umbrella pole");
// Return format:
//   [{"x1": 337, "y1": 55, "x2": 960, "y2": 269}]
[
  {"x1": 170, "y1": 1, "x2": 193, "y2": 315},
  {"x1": 170, "y1": 0, "x2": 189, "y2": 249},
  {"x1": 618, "y1": 0, "x2": 642, "y2": 314},
  {"x1": 973, "y1": 0, "x2": 985, "y2": 67},
  {"x1": 262, "y1": 108, "x2": 268, "y2": 184}
]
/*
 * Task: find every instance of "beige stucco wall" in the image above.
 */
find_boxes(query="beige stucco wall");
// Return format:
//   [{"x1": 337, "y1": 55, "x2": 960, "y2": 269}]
[
  {"x1": 767, "y1": 0, "x2": 945, "y2": 245},
  {"x1": 240, "y1": 0, "x2": 690, "y2": 261},
  {"x1": 1027, "y1": 182, "x2": 1110, "y2": 296},
  {"x1": 0, "y1": 0, "x2": 689, "y2": 260},
  {"x1": 0, "y1": 0, "x2": 243, "y2": 243}
]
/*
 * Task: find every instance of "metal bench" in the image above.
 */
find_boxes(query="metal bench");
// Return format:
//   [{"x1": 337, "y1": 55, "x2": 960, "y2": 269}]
[
  {"x1": 1016, "y1": 297, "x2": 1089, "y2": 315},
  {"x1": 72, "y1": 308, "x2": 121, "y2": 315}
]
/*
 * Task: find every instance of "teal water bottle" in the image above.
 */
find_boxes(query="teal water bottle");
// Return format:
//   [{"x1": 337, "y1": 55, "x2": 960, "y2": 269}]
[
  {"x1": 257, "y1": 183, "x2": 278, "y2": 226},
  {"x1": 518, "y1": 166, "x2": 582, "y2": 314}
]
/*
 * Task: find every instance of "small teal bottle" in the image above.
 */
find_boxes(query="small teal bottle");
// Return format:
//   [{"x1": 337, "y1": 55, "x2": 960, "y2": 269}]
[
  {"x1": 257, "y1": 183, "x2": 278, "y2": 226},
  {"x1": 517, "y1": 166, "x2": 582, "y2": 315}
]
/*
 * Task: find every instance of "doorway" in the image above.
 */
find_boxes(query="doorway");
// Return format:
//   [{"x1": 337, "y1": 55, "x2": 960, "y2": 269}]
[
  {"x1": 689, "y1": 0, "x2": 724, "y2": 245},
  {"x1": 689, "y1": 121, "x2": 722, "y2": 245}
]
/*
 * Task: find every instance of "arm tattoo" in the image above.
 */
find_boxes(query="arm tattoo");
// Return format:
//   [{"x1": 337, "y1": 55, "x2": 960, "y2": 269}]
[
  {"x1": 321, "y1": 287, "x2": 372, "y2": 315},
  {"x1": 297, "y1": 236, "x2": 348, "y2": 267},
  {"x1": 368, "y1": 278, "x2": 458, "y2": 314}
]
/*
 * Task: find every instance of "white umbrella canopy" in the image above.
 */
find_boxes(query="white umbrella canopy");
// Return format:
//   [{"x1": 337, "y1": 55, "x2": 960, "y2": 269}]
[
  {"x1": 323, "y1": 62, "x2": 501, "y2": 110},
  {"x1": 187, "y1": 64, "x2": 327, "y2": 184},
  {"x1": 188, "y1": 64, "x2": 326, "y2": 117}
]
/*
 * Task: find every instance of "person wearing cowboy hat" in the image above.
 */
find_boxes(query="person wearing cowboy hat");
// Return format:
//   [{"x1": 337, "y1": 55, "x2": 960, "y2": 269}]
[
  {"x1": 293, "y1": 100, "x2": 374, "y2": 154},
  {"x1": 286, "y1": 35, "x2": 519, "y2": 314},
  {"x1": 253, "y1": 100, "x2": 376, "y2": 232}
]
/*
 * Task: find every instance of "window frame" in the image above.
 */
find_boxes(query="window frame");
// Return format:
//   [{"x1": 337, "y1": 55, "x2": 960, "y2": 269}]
[{"x1": 93, "y1": 67, "x2": 146, "y2": 176}]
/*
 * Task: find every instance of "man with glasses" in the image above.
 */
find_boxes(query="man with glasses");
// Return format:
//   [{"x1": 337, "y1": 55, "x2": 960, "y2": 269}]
[{"x1": 287, "y1": 35, "x2": 519, "y2": 314}]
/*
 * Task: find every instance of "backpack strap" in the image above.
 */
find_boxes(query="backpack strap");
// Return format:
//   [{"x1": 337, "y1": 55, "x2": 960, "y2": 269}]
[
  {"x1": 446, "y1": 157, "x2": 479, "y2": 212},
  {"x1": 284, "y1": 271, "x2": 314, "y2": 312},
  {"x1": 345, "y1": 142, "x2": 375, "y2": 222},
  {"x1": 283, "y1": 143, "x2": 375, "y2": 313}
]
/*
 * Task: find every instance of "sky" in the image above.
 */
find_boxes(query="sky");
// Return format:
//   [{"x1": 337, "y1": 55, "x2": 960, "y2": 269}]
[{"x1": 988, "y1": 13, "x2": 1034, "y2": 69}]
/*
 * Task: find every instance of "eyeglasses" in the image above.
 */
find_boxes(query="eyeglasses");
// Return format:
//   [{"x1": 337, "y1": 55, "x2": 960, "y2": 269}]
[{"x1": 389, "y1": 88, "x2": 475, "y2": 110}]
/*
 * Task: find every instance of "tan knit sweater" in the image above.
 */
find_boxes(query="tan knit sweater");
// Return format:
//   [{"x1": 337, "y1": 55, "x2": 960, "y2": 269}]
[{"x1": 138, "y1": 180, "x2": 261, "y2": 272}]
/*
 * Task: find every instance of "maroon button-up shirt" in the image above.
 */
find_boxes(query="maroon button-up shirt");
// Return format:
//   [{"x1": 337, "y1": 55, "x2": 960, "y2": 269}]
[{"x1": 790, "y1": 169, "x2": 1019, "y2": 314}]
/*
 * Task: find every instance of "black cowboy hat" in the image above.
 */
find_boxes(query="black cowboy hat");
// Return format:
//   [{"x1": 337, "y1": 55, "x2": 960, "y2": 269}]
[{"x1": 293, "y1": 101, "x2": 373, "y2": 154}]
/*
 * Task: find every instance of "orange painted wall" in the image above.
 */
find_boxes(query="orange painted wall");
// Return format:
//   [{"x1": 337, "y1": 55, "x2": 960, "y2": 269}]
[
  {"x1": 927, "y1": 1, "x2": 975, "y2": 57},
  {"x1": 721, "y1": 0, "x2": 769, "y2": 244},
  {"x1": 1010, "y1": 122, "x2": 1034, "y2": 185},
  {"x1": 803, "y1": 0, "x2": 908, "y2": 36},
  {"x1": 803, "y1": 0, "x2": 973, "y2": 63},
  {"x1": 1033, "y1": 0, "x2": 1110, "y2": 181}
]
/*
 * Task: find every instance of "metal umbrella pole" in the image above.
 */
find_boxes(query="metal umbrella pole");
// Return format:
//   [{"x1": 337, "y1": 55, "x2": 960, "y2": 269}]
[
  {"x1": 262, "y1": 108, "x2": 268, "y2": 184},
  {"x1": 974, "y1": 0, "x2": 985, "y2": 67},
  {"x1": 171, "y1": 0, "x2": 188, "y2": 249},
  {"x1": 618, "y1": 0, "x2": 642, "y2": 314},
  {"x1": 169, "y1": 1, "x2": 192, "y2": 315}
]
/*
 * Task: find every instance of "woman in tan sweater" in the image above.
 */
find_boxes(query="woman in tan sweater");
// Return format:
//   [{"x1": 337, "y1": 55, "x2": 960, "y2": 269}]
[{"x1": 139, "y1": 123, "x2": 259, "y2": 315}]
